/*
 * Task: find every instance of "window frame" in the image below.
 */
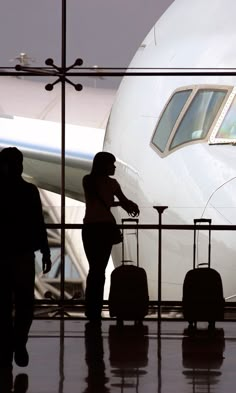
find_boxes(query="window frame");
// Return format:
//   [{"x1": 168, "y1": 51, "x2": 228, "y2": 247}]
[
  {"x1": 209, "y1": 86, "x2": 236, "y2": 144},
  {"x1": 150, "y1": 84, "x2": 233, "y2": 157}
]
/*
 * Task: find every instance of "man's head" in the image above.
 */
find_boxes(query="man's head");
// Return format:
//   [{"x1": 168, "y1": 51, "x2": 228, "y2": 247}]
[{"x1": 0, "y1": 147, "x2": 23, "y2": 179}]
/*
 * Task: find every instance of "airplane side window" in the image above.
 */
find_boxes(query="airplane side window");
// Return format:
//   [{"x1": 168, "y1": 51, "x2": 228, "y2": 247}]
[
  {"x1": 152, "y1": 90, "x2": 192, "y2": 152},
  {"x1": 170, "y1": 90, "x2": 227, "y2": 150},
  {"x1": 216, "y1": 96, "x2": 236, "y2": 139}
]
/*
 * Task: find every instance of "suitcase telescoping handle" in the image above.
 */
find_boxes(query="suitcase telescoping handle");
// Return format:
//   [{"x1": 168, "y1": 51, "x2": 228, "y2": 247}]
[
  {"x1": 121, "y1": 218, "x2": 139, "y2": 267},
  {"x1": 193, "y1": 218, "x2": 212, "y2": 269}
]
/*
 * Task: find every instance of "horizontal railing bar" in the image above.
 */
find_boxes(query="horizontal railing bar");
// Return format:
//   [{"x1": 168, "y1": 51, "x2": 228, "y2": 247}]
[
  {"x1": 33, "y1": 299, "x2": 236, "y2": 307},
  {"x1": 2, "y1": 69, "x2": 236, "y2": 77},
  {"x1": 45, "y1": 223, "x2": 236, "y2": 230},
  {"x1": 2, "y1": 66, "x2": 236, "y2": 70},
  {"x1": 2, "y1": 72, "x2": 236, "y2": 77}
]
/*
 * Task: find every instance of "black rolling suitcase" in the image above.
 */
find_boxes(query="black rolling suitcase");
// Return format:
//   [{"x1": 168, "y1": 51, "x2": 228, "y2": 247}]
[
  {"x1": 108, "y1": 218, "x2": 149, "y2": 323},
  {"x1": 182, "y1": 218, "x2": 225, "y2": 329}
]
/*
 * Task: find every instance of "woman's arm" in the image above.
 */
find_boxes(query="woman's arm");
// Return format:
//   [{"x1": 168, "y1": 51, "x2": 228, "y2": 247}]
[{"x1": 114, "y1": 184, "x2": 140, "y2": 217}]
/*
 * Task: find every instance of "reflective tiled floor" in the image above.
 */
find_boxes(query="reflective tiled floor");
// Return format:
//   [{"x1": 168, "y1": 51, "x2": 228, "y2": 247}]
[{"x1": 2, "y1": 318, "x2": 236, "y2": 392}]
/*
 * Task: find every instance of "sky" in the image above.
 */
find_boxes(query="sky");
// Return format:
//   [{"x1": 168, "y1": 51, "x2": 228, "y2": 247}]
[{"x1": 0, "y1": 0, "x2": 174, "y2": 88}]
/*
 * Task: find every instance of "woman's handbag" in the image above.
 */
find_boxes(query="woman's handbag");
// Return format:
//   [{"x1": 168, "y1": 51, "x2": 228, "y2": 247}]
[
  {"x1": 94, "y1": 184, "x2": 123, "y2": 245},
  {"x1": 110, "y1": 223, "x2": 123, "y2": 245}
]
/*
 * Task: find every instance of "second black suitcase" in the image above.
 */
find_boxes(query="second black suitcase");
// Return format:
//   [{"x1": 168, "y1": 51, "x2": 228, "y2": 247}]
[
  {"x1": 108, "y1": 218, "x2": 149, "y2": 323},
  {"x1": 182, "y1": 218, "x2": 225, "y2": 329}
]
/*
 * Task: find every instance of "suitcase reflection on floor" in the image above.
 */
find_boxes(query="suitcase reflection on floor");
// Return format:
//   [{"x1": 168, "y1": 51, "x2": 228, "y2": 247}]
[
  {"x1": 182, "y1": 328, "x2": 225, "y2": 391},
  {"x1": 109, "y1": 324, "x2": 149, "y2": 391}
]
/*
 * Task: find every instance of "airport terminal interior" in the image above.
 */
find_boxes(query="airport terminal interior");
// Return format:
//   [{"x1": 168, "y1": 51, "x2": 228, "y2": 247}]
[{"x1": 3, "y1": 1, "x2": 236, "y2": 392}]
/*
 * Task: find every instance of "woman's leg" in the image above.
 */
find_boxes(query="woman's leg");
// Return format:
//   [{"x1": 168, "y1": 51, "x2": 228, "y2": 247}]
[{"x1": 82, "y1": 225, "x2": 112, "y2": 320}]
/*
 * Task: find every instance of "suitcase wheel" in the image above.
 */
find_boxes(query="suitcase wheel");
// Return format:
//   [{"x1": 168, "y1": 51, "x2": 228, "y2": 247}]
[
  {"x1": 116, "y1": 319, "x2": 144, "y2": 327},
  {"x1": 208, "y1": 321, "x2": 216, "y2": 331},
  {"x1": 188, "y1": 321, "x2": 197, "y2": 331},
  {"x1": 116, "y1": 318, "x2": 124, "y2": 327},
  {"x1": 134, "y1": 320, "x2": 143, "y2": 326},
  {"x1": 187, "y1": 321, "x2": 216, "y2": 331}
]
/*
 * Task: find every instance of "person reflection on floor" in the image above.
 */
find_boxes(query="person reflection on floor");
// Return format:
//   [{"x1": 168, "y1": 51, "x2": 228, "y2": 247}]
[
  {"x1": 83, "y1": 322, "x2": 110, "y2": 393},
  {"x1": 0, "y1": 366, "x2": 13, "y2": 393}
]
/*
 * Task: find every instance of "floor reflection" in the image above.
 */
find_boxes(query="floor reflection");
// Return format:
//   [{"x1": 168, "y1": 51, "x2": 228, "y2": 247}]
[
  {"x1": 182, "y1": 328, "x2": 225, "y2": 391},
  {"x1": 2, "y1": 320, "x2": 235, "y2": 393},
  {"x1": 109, "y1": 324, "x2": 149, "y2": 392}
]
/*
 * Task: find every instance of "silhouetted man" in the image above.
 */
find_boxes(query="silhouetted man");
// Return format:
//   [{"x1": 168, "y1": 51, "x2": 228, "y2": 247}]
[{"x1": 0, "y1": 147, "x2": 51, "y2": 368}]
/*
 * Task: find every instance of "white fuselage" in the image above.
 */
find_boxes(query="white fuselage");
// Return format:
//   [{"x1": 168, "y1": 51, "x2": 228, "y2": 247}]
[{"x1": 104, "y1": 0, "x2": 236, "y2": 300}]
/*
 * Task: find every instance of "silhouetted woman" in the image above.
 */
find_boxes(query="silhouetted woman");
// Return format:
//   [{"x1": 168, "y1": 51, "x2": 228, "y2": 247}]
[{"x1": 82, "y1": 151, "x2": 139, "y2": 322}]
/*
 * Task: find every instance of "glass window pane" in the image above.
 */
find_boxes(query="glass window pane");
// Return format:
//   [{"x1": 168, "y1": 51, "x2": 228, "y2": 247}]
[
  {"x1": 0, "y1": 0, "x2": 61, "y2": 68},
  {"x1": 170, "y1": 90, "x2": 227, "y2": 149},
  {"x1": 152, "y1": 90, "x2": 192, "y2": 152},
  {"x1": 216, "y1": 96, "x2": 236, "y2": 139},
  {"x1": 0, "y1": 78, "x2": 61, "y2": 223},
  {"x1": 35, "y1": 230, "x2": 85, "y2": 301}
]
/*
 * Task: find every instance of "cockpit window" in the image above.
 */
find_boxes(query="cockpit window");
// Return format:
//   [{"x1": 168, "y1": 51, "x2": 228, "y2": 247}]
[
  {"x1": 152, "y1": 90, "x2": 192, "y2": 152},
  {"x1": 170, "y1": 90, "x2": 227, "y2": 149},
  {"x1": 151, "y1": 85, "x2": 233, "y2": 156},
  {"x1": 215, "y1": 96, "x2": 236, "y2": 139}
]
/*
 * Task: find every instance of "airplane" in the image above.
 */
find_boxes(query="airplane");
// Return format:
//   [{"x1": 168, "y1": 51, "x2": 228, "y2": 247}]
[
  {"x1": 1, "y1": 0, "x2": 236, "y2": 302},
  {"x1": 104, "y1": 0, "x2": 236, "y2": 301}
]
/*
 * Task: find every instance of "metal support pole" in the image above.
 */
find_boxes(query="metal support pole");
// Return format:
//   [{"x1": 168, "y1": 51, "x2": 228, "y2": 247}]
[
  {"x1": 153, "y1": 206, "x2": 168, "y2": 322},
  {"x1": 59, "y1": 319, "x2": 65, "y2": 393},
  {"x1": 14, "y1": 0, "x2": 83, "y2": 316},
  {"x1": 153, "y1": 206, "x2": 167, "y2": 381},
  {"x1": 60, "y1": 0, "x2": 66, "y2": 306}
]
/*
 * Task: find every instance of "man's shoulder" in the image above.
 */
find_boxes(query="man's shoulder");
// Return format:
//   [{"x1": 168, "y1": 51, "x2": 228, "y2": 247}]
[
  {"x1": 22, "y1": 180, "x2": 39, "y2": 195},
  {"x1": 83, "y1": 174, "x2": 90, "y2": 183},
  {"x1": 83, "y1": 174, "x2": 92, "y2": 189}
]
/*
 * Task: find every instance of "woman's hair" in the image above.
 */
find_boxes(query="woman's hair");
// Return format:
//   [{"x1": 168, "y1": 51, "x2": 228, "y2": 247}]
[{"x1": 91, "y1": 151, "x2": 116, "y2": 175}]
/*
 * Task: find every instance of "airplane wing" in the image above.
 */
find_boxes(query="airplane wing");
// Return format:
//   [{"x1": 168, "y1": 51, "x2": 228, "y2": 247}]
[{"x1": 0, "y1": 76, "x2": 115, "y2": 200}]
